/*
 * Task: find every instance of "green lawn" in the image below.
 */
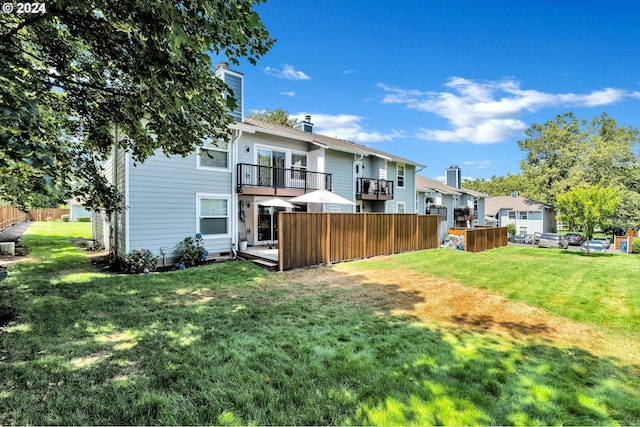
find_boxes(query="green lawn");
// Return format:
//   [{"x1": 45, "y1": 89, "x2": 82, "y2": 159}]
[{"x1": 1, "y1": 222, "x2": 639, "y2": 425}]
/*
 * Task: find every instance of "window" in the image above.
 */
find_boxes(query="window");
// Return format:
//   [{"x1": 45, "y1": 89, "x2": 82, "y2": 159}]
[
  {"x1": 291, "y1": 153, "x2": 307, "y2": 180},
  {"x1": 198, "y1": 138, "x2": 229, "y2": 169},
  {"x1": 397, "y1": 201, "x2": 406, "y2": 213},
  {"x1": 508, "y1": 211, "x2": 516, "y2": 219},
  {"x1": 519, "y1": 211, "x2": 528, "y2": 220},
  {"x1": 397, "y1": 164, "x2": 405, "y2": 188},
  {"x1": 197, "y1": 195, "x2": 229, "y2": 236}
]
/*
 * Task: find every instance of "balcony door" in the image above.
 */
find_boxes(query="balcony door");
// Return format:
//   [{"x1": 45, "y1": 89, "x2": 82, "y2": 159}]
[{"x1": 257, "y1": 148, "x2": 286, "y2": 187}]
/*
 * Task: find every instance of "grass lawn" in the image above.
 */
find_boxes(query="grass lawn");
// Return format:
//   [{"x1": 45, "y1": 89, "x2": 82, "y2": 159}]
[{"x1": 1, "y1": 222, "x2": 639, "y2": 425}]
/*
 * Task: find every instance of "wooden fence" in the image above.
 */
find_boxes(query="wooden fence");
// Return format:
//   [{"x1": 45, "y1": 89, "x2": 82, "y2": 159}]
[
  {"x1": 278, "y1": 213, "x2": 440, "y2": 271},
  {"x1": 1, "y1": 205, "x2": 70, "y2": 232},
  {"x1": 0, "y1": 205, "x2": 28, "y2": 232},
  {"x1": 448, "y1": 226, "x2": 509, "y2": 252}
]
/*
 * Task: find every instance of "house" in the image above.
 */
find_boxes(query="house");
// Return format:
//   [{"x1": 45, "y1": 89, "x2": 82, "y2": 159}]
[
  {"x1": 415, "y1": 166, "x2": 487, "y2": 240},
  {"x1": 93, "y1": 62, "x2": 424, "y2": 264},
  {"x1": 67, "y1": 199, "x2": 92, "y2": 221},
  {"x1": 484, "y1": 193, "x2": 558, "y2": 235}
]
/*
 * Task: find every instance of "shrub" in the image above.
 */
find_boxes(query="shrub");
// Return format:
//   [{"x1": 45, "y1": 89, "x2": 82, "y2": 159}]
[
  {"x1": 507, "y1": 224, "x2": 516, "y2": 235},
  {"x1": 632, "y1": 238, "x2": 640, "y2": 254},
  {"x1": 77, "y1": 216, "x2": 91, "y2": 222},
  {"x1": 176, "y1": 234, "x2": 209, "y2": 268},
  {"x1": 124, "y1": 248, "x2": 159, "y2": 274},
  {"x1": 61, "y1": 214, "x2": 70, "y2": 222}
]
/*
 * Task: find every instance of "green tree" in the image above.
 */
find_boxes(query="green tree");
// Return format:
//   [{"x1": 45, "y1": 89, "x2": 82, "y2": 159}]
[
  {"x1": 247, "y1": 108, "x2": 297, "y2": 127},
  {"x1": 463, "y1": 174, "x2": 530, "y2": 197},
  {"x1": 1, "y1": 1, "x2": 274, "y2": 212},
  {"x1": 556, "y1": 184, "x2": 620, "y2": 240}
]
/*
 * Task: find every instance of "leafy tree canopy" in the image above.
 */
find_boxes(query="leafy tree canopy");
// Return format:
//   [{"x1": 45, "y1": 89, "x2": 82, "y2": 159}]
[
  {"x1": 247, "y1": 108, "x2": 297, "y2": 127},
  {"x1": 1, "y1": 0, "x2": 274, "y2": 212},
  {"x1": 463, "y1": 174, "x2": 530, "y2": 197},
  {"x1": 556, "y1": 183, "x2": 620, "y2": 240}
]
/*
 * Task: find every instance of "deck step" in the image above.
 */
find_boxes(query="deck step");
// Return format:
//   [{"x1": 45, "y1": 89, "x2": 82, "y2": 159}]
[{"x1": 250, "y1": 258, "x2": 278, "y2": 270}]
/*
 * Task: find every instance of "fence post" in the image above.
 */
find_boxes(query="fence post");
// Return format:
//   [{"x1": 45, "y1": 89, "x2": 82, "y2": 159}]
[{"x1": 325, "y1": 213, "x2": 331, "y2": 265}]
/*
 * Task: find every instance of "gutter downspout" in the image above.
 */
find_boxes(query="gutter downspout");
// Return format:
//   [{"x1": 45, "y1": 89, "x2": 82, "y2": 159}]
[
  {"x1": 353, "y1": 154, "x2": 364, "y2": 213},
  {"x1": 231, "y1": 129, "x2": 243, "y2": 258},
  {"x1": 415, "y1": 165, "x2": 425, "y2": 213}
]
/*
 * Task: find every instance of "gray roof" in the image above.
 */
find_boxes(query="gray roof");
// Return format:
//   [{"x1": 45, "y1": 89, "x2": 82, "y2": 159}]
[
  {"x1": 242, "y1": 118, "x2": 424, "y2": 167},
  {"x1": 416, "y1": 175, "x2": 487, "y2": 198},
  {"x1": 484, "y1": 196, "x2": 555, "y2": 216}
]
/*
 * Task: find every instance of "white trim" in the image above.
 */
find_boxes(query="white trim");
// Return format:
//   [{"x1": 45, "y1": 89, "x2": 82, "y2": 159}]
[
  {"x1": 196, "y1": 138, "x2": 231, "y2": 172},
  {"x1": 196, "y1": 193, "x2": 232, "y2": 238},
  {"x1": 397, "y1": 201, "x2": 406, "y2": 214},
  {"x1": 124, "y1": 150, "x2": 130, "y2": 254},
  {"x1": 397, "y1": 163, "x2": 406, "y2": 188}
]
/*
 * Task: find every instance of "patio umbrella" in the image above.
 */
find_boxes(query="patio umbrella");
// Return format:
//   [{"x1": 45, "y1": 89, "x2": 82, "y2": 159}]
[
  {"x1": 289, "y1": 189, "x2": 356, "y2": 206},
  {"x1": 256, "y1": 197, "x2": 295, "y2": 209},
  {"x1": 257, "y1": 197, "x2": 294, "y2": 248}
]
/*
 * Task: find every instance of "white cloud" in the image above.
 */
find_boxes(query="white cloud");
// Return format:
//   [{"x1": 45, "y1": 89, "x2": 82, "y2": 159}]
[
  {"x1": 463, "y1": 160, "x2": 492, "y2": 169},
  {"x1": 379, "y1": 78, "x2": 634, "y2": 144},
  {"x1": 294, "y1": 113, "x2": 405, "y2": 143},
  {"x1": 264, "y1": 64, "x2": 311, "y2": 80},
  {"x1": 280, "y1": 91, "x2": 296, "y2": 97}
]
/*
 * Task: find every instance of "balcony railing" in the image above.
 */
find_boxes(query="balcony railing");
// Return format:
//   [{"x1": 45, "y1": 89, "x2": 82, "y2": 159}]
[
  {"x1": 426, "y1": 205, "x2": 447, "y2": 219},
  {"x1": 356, "y1": 178, "x2": 394, "y2": 201},
  {"x1": 237, "y1": 163, "x2": 332, "y2": 195}
]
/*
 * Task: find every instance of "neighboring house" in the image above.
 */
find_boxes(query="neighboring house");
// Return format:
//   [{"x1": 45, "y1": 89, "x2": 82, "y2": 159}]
[
  {"x1": 93, "y1": 62, "x2": 424, "y2": 264},
  {"x1": 484, "y1": 193, "x2": 558, "y2": 235},
  {"x1": 415, "y1": 166, "x2": 487, "y2": 240},
  {"x1": 68, "y1": 200, "x2": 92, "y2": 221}
]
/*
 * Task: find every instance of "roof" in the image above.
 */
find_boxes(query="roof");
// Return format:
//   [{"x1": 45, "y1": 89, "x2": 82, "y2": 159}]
[
  {"x1": 241, "y1": 117, "x2": 424, "y2": 167},
  {"x1": 416, "y1": 175, "x2": 487, "y2": 198},
  {"x1": 484, "y1": 196, "x2": 556, "y2": 216}
]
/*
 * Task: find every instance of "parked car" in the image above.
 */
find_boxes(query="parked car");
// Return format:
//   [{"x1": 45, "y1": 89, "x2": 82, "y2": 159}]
[
  {"x1": 512, "y1": 234, "x2": 527, "y2": 243},
  {"x1": 533, "y1": 232, "x2": 541, "y2": 245},
  {"x1": 538, "y1": 233, "x2": 569, "y2": 249},
  {"x1": 564, "y1": 233, "x2": 583, "y2": 246},
  {"x1": 592, "y1": 237, "x2": 611, "y2": 249},
  {"x1": 581, "y1": 240, "x2": 607, "y2": 252}
]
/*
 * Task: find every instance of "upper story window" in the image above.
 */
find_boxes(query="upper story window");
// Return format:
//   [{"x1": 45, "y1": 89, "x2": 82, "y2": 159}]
[
  {"x1": 397, "y1": 164, "x2": 405, "y2": 188},
  {"x1": 519, "y1": 211, "x2": 528, "y2": 220},
  {"x1": 198, "y1": 138, "x2": 229, "y2": 170},
  {"x1": 291, "y1": 153, "x2": 307, "y2": 179},
  {"x1": 397, "y1": 201, "x2": 406, "y2": 213},
  {"x1": 508, "y1": 211, "x2": 516, "y2": 219}
]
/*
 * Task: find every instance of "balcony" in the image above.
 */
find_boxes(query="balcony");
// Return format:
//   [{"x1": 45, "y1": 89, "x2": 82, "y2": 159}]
[
  {"x1": 356, "y1": 178, "x2": 394, "y2": 201},
  {"x1": 237, "y1": 163, "x2": 332, "y2": 196},
  {"x1": 426, "y1": 205, "x2": 447, "y2": 220}
]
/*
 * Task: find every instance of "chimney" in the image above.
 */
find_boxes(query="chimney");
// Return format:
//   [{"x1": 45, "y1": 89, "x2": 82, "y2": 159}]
[
  {"x1": 294, "y1": 115, "x2": 313, "y2": 133},
  {"x1": 511, "y1": 191, "x2": 519, "y2": 198},
  {"x1": 214, "y1": 61, "x2": 243, "y2": 122},
  {"x1": 445, "y1": 165, "x2": 461, "y2": 189}
]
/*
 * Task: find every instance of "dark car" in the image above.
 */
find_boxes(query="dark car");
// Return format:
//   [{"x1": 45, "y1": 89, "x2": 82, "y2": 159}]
[{"x1": 564, "y1": 233, "x2": 583, "y2": 246}]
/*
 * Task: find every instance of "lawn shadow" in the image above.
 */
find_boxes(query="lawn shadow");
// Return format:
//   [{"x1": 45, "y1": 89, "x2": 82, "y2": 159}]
[{"x1": 2, "y1": 230, "x2": 640, "y2": 425}]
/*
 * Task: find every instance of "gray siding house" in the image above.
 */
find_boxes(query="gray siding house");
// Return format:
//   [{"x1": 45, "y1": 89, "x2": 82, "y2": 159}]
[
  {"x1": 485, "y1": 194, "x2": 558, "y2": 235},
  {"x1": 415, "y1": 166, "x2": 487, "y2": 241},
  {"x1": 93, "y1": 63, "x2": 424, "y2": 264}
]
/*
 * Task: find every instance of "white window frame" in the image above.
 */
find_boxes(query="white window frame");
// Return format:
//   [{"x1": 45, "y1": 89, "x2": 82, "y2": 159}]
[
  {"x1": 290, "y1": 151, "x2": 308, "y2": 182},
  {"x1": 519, "y1": 211, "x2": 528, "y2": 220},
  {"x1": 508, "y1": 211, "x2": 516, "y2": 220},
  {"x1": 197, "y1": 138, "x2": 230, "y2": 171},
  {"x1": 397, "y1": 201, "x2": 406, "y2": 214},
  {"x1": 397, "y1": 164, "x2": 405, "y2": 188},
  {"x1": 196, "y1": 193, "x2": 231, "y2": 237}
]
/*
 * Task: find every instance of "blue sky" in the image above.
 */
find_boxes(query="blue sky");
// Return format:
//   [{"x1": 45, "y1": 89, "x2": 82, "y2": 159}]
[{"x1": 230, "y1": 0, "x2": 640, "y2": 181}]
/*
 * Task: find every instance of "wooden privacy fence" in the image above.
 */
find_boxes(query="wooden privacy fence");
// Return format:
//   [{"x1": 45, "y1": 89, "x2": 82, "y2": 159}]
[
  {"x1": 0, "y1": 205, "x2": 28, "y2": 232},
  {"x1": 448, "y1": 226, "x2": 509, "y2": 252},
  {"x1": 1, "y1": 205, "x2": 70, "y2": 231},
  {"x1": 278, "y1": 213, "x2": 440, "y2": 271}
]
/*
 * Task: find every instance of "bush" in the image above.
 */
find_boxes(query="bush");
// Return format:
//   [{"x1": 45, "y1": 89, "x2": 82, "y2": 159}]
[
  {"x1": 507, "y1": 224, "x2": 516, "y2": 235},
  {"x1": 632, "y1": 238, "x2": 640, "y2": 254},
  {"x1": 77, "y1": 216, "x2": 91, "y2": 222},
  {"x1": 61, "y1": 214, "x2": 70, "y2": 222},
  {"x1": 124, "y1": 248, "x2": 159, "y2": 274},
  {"x1": 176, "y1": 234, "x2": 209, "y2": 268}
]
